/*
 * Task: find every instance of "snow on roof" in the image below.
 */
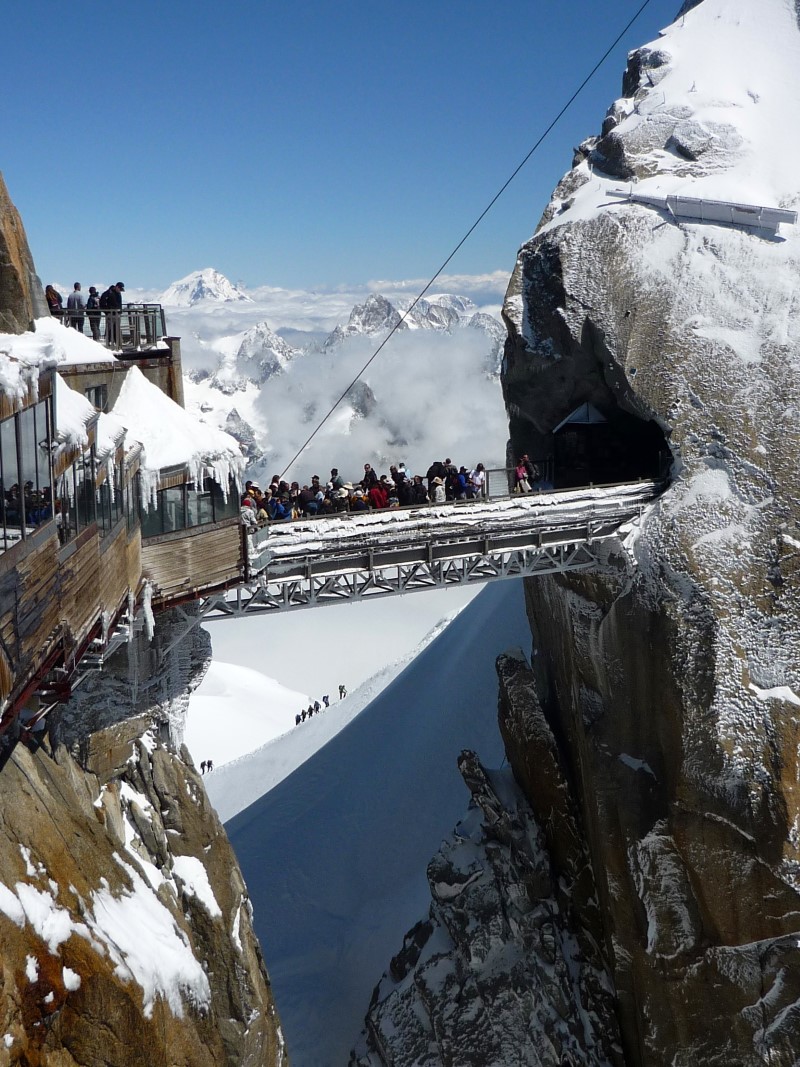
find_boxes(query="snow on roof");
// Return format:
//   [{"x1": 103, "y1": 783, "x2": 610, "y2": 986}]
[
  {"x1": 95, "y1": 410, "x2": 128, "y2": 459},
  {"x1": 111, "y1": 365, "x2": 243, "y2": 497},
  {"x1": 54, "y1": 373, "x2": 96, "y2": 451},
  {"x1": 0, "y1": 317, "x2": 115, "y2": 408}
]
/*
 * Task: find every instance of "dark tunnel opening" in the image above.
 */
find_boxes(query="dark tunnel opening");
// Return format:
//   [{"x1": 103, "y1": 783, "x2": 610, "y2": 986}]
[{"x1": 509, "y1": 401, "x2": 671, "y2": 490}]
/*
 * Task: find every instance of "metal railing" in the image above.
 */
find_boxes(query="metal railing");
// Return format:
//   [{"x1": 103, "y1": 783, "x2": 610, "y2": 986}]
[
  {"x1": 58, "y1": 303, "x2": 167, "y2": 354},
  {"x1": 485, "y1": 457, "x2": 554, "y2": 499}
]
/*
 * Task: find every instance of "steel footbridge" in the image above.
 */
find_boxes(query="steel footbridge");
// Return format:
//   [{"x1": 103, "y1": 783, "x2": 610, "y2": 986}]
[{"x1": 194, "y1": 479, "x2": 660, "y2": 623}]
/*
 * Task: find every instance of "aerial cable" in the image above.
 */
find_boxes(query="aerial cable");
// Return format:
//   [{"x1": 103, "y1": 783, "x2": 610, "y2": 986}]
[{"x1": 279, "y1": 0, "x2": 655, "y2": 479}]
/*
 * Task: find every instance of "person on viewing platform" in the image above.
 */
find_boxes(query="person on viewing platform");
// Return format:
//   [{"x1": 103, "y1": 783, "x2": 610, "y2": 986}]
[
  {"x1": 45, "y1": 285, "x2": 63, "y2": 318},
  {"x1": 470, "y1": 463, "x2": 486, "y2": 496},
  {"x1": 86, "y1": 286, "x2": 101, "y2": 340},
  {"x1": 368, "y1": 480, "x2": 389, "y2": 510},
  {"x1": 362, "y1": 463, "x2": 379, "y2": 489},
  {"x1": 410, "y1": 475, "x2": 429, "y2": 505},
  {"x1": 514, "y1": 459, "x2": 531, "y2": 493},
  {"x1": 521, "y1": 454, "x2": 540, "y2": 485},
  {"x1": 330, "y1": 468, "x2": 345, "y2": 490},
  {"x1": 430, "y1": 476, "x2": 447, "y2": 504},
  {"x1": 240, "y1": 495, "x2": 258, "y2": 527},
  {"x1": 267, "y1": 495, "x2": 291, "y2": 521},
  {"x1": 426, "y1": 459, "x2": 446, "y2": 492},
  {"x1": 100, "y1": 282, "x2": 124, "y2": 348},
  {"x1": 66, "y1": 283, "x2": 85, "y2": 330}
]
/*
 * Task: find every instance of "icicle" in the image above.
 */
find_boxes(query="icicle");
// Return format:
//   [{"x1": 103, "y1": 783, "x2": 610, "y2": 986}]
[{"x1": 141, "y1": 580, "x2": 155, "y2": 643}]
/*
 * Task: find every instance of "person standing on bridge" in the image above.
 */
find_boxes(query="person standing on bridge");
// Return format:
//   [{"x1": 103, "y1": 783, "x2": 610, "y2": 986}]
[
  {"x1": 514, "y1": 459, "x2": 532, "y2": 493},
  {"x1": 522, "y1": 454, "x2": 540, "y2": 486},
  {"x1": 430, "y1": 477, "x2": 446, "y2": 504}
]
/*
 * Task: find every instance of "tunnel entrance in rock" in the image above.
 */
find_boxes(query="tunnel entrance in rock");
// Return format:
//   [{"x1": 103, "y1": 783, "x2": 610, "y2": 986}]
[{"x1": 551, "y1": 402, "x2": 668, "y2": 488}]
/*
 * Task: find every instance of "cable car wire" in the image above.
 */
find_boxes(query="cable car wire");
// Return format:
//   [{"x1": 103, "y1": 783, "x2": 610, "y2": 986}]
[{"x1": 280, "y1": 0, "x2": 655, "y2": 478}]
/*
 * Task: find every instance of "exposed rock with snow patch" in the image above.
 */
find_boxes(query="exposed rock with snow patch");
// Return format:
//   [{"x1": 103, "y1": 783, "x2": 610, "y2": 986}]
[
  {"x1": 0, "y1": 608, "x2": 285, "y2": 1065},
  {"x1": 351, "y1": 744, "x2": 620, "y2": 1066},
  {"x1": 500, "y1": 1, "x2": 800, "y2": 1063}
]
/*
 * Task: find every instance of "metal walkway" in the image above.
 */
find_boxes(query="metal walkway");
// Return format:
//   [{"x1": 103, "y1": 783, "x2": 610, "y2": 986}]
[{"x1": 198, "y1": 480, "x2": 660, "y2": 621}]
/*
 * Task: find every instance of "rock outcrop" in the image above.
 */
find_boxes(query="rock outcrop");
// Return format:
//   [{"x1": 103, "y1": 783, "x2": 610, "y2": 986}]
[
  {"x1": 499, "y1": 1, "x2": 800, "y2": 1064},
  {"x1": 0, "y1": 173, "x2": 47, "y2": 334},
  {"x1": 351, "y1": 715, "x2": 621, "y2": 1066},
  {"x1": 0, "y1": 608, "x2": 286, "y2": 1066}
]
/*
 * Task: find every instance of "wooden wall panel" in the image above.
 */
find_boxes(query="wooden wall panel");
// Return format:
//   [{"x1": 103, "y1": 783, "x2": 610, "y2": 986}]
[{"x1": 141, "y1": 524, "x2": 243, "y2": 603}]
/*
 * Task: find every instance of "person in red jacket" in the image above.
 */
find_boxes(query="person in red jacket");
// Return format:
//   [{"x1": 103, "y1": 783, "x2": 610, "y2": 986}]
[{"x1": 368, "y1": 482, "x2": 389, "y2": 509}]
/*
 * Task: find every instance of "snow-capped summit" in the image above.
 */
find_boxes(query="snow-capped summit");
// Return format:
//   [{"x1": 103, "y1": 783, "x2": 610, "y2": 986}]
[
  {"x1": 322, "y1": 292, "x2": 485, "y2": 348},
  {"x1": 212, "y1": 321, "x2": 296, "y2": 393},
  {"x1": 323, "y1": 294, "x2": 406, "y2": 348},
  {"x1": 161, "y1": 268, "x2": 252, "y2": 307}
]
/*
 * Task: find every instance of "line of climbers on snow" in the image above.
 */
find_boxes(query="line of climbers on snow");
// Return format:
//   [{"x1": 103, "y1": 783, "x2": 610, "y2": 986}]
[
  {"x1": 239, "y1": 456, "x2": 515, "y2": 524},
  {"x1": 294, "y1": 685, "x2": 347, "y2": 727}
]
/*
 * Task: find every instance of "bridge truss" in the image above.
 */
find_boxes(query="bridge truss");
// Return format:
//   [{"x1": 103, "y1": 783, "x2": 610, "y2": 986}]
[{"x1": 197, "y1": 480, "x2": 660, "y2": 622}]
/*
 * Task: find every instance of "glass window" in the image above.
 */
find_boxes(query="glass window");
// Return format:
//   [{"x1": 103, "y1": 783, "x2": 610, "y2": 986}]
[
  {"x1": 76, "y1": 449, "x2": 96, "y2": 529},
  {"x1": 35, "y1": 400, "x2": 54, "y2": 527},
  {"x1": 84, "y1": 384, "x2": 108, "y2": 410},
  {"x1": 127, "y1": 472, "x2": 141, "y2": 534},
  {"x1": 187, "y1": 481, "x2": 214, "y2": 527},
  {"x1": 161, "y1": 486, "x2": 185, "y2": 533},
  {"x1": 210, "y1": 476, "x2": 240, "y2": 521},
  {"x1": 0, "y1": 415, "x2": 21, "y2": 547},
  {"x1": 140, "y1": 496, "x2": 163, "y2": 538},
  {"x1": 57, "y1": 463, "x2": 78, "y2": 545}
]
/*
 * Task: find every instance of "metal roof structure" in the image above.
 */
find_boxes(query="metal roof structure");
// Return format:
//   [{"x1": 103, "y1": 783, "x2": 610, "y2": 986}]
[{"x1": 607, "y1": 187, "x2": 797, "y2": 236}]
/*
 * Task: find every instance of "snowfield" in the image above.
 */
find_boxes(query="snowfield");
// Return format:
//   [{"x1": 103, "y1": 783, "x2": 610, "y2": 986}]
[{"x1": 218, "y1": 580, "x2": 532, "y2": 1066}]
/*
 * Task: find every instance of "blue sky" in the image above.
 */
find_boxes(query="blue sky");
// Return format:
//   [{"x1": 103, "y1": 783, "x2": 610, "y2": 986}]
[{"x1": 4, "y1": 0, "x2": 679, "y2": 292}]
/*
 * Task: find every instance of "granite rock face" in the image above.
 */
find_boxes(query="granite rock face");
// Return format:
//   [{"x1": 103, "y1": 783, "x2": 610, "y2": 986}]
[
  {"x1": 0, "y1": 609, "x2": 286, "y2": 1066},
  {"x1": 0, "y1": 173, "x2": 46, "y2": 333},
  {"x1": 351, "y1": 716, "x2": 622, "y2": 1067},
  {"x1": 500, "y1": 2, "x2": 800, "y2": 1064}
]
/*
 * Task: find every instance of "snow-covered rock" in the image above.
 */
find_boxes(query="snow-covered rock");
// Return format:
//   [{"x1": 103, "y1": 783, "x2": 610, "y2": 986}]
[
  {"x1": 351, "y1": 748, "x2": 620, "y2": 1067},
  {"x1": 499, "y1": 1, "x2": 800, "y2": 1063},
  {"x1": 161, "y1": 269, "x2": 252, "y2": 307}
]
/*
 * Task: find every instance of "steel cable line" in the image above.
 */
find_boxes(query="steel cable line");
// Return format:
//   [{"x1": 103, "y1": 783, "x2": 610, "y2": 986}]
[{"x1": 280, "y1": 0, "x2": 655, "y2": 478}]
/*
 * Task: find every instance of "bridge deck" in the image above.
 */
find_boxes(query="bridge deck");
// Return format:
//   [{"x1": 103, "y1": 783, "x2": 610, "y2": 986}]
[{"x1": 198, "y1": 480, "x2": 660, "y2": 620}]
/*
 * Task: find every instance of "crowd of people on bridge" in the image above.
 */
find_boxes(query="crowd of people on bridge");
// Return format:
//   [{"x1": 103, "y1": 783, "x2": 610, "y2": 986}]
[{"x1": 239, "y1": 457, "x2": 496, "y2": 524}]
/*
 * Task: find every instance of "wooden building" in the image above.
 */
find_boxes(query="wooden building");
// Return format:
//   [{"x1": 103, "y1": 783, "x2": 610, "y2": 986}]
[{"x1": 0, "y1": 314, "x2": 245, "y2": 735}]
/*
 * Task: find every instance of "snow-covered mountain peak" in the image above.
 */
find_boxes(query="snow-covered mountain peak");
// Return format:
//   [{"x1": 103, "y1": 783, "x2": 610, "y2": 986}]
[
  {"x1": 161, "y1": 268, "x2": 253, "y2": 307},
  {"x1": 538, "y1": 0, "x2": 800, "y2": 240},
  {"x1": 210, "y1": 319, "x2": 296, "y2": 395},
  {"x1": 322, "y1": 291, "x2": 489, "y2": 348}
]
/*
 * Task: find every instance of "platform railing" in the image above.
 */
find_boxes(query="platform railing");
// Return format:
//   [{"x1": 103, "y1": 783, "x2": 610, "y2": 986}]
[{"x1": 59, "y1": 304, "x2": 167, "y2": 354}]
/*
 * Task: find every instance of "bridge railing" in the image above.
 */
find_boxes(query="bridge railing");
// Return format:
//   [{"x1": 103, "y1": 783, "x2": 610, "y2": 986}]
[
  {"x1": 481, "y1": 458, "x2": 555, "y2": 499},
  {"x1": 60, "y1": 303, "x2": 167, "y2": 353}
]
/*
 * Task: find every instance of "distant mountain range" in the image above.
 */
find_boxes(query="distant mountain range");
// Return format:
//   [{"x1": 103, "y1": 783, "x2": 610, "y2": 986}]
[{"x1": 169, "y1": 268, "x2": 509, "y2": 475}]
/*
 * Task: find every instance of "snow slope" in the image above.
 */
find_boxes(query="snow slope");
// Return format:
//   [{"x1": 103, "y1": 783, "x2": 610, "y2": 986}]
[
  {"x1": 202, "y1": 601, "x2": 471, "y2": 821},
  {"x1": 225, "y1": 579, "x2": 531, "y2": 1066},
  {"x1": 183, "y1": 662, "x2": 310, "y2": 769}
]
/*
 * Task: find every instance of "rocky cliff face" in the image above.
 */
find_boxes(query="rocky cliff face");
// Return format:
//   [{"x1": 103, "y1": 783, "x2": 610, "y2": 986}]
[
  {"x1": 353, "y1": 2, "x2": 800, "y2": 1064},
  {"x1": 0, "y1": 608, "x2": 286, "y2": 1066},
  {"x1": 499, "y1": 0, "x2": 800, "y2": 1064},
  {"x1": 0, "y1": 173, "x2": 47, "y2": 333},
  {"x1": 351, "y1": 657, "x2": 622, "y2": 1067}
]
